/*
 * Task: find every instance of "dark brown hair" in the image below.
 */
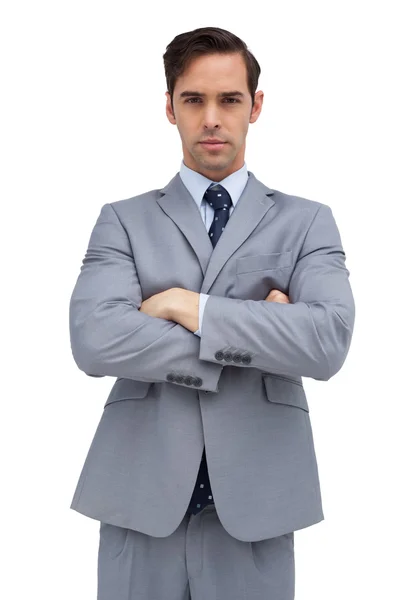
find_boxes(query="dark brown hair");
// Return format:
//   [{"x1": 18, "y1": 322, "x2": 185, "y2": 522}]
[{"x1": 163, "y1": 27, "x2": 261, "y2": 110}]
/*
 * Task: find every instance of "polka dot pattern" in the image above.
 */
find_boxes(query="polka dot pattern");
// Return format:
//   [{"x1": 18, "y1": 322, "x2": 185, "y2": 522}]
[
  {"x1": 187, "y1": 449, "x2": 214, "y2": 514},
  {"x1": 204, "y1": 184, "x2": 233, "y2": 249}
]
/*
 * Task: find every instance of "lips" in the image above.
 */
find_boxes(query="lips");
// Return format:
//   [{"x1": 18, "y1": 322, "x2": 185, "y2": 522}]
[{"x1": 200, "y1": 140, "x2": 226, "y2": 149}]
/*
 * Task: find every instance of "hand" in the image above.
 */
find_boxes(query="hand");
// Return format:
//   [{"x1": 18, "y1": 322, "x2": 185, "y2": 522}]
[
  {"x1": 265, "y1": 289, "x2": 290, "y2": 303},
  {"x1": 139, "y1": 287, "x2": 200, "y2": 333},
  {"x1": 139, "y1": 288, "x2": 179, "y2": 320}
]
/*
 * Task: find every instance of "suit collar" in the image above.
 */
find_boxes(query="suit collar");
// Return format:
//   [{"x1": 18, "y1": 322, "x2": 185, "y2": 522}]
[{"x1": 157, "y1": 171, "x2": 276, "y2": 294}]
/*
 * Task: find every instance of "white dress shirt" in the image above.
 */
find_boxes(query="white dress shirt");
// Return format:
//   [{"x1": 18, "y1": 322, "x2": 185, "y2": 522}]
[{"x1": 178, "y1": 159, "x2": 249, "y2": 336}]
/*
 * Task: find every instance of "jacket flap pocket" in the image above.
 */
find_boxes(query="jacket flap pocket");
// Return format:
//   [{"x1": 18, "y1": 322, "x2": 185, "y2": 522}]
[
  {"x1": 262, "y1": 374, "x2": 309, "y2": 412},
  {"x1": 104, "y1": 378, "x2": 152, "y2": 408},
  {"x1": 236, "y1": 251, "x2": 292, "y2": 275}
]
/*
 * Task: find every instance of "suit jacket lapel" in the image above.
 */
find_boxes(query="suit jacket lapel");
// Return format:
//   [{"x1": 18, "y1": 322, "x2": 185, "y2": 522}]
[
  {"x1": 157, "y1": 171, "x2": 276, "y2": 294},
  {"x1": 157, "y1": 173, "x2": 213, "y2": 277}
]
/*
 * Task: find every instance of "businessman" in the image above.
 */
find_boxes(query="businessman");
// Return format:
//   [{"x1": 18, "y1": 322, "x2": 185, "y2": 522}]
[{"x1": 69, "y1": 26, "x2": 355, "y2": 600}]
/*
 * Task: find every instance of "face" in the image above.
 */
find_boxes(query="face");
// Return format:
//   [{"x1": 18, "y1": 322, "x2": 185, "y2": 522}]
[{"x1": 165, "y1": 52, "x2": 263, "y2": 181}]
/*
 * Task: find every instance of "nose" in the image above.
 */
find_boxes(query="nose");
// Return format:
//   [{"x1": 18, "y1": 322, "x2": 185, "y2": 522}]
[{"x1": 202, "y1": 103, "x2": 222, "y2": 129}]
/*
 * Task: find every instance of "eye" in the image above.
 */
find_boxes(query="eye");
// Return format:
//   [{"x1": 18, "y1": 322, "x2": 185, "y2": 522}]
[{"x1": 184, "y1": 97, "x2": 240, "y2": 104}]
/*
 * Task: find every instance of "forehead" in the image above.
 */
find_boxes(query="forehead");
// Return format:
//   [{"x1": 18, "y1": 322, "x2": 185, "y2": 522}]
[{"x1": 175, "y1": 53, "x2": 248, "y2": 93}]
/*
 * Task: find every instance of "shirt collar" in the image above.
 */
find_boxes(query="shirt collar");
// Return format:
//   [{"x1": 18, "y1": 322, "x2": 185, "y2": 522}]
[{"x1": 179, "y1": 159, "x2": 249, "y2": 209}]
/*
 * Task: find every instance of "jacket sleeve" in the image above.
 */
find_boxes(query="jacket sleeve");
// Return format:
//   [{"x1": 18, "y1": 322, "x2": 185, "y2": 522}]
[
  {"x1": 198, "y1": 203, "x2": 355, "y2": 381},
  {"x1": 69, "y1": 203, "x2": 223, "y2": 391}
]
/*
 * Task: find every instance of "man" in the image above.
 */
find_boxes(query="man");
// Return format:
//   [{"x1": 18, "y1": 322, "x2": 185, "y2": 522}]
[{"x1": 69, "y1": 26, "x2": 355, "y2": 600}]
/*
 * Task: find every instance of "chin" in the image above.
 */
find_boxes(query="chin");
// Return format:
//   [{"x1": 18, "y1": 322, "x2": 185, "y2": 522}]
[
  {"x1": 194, "y1": 152, "x2": 230, "y2": 167},
  {"x1": 200, "y1": 160, "x2": 228, "y2": 172}
]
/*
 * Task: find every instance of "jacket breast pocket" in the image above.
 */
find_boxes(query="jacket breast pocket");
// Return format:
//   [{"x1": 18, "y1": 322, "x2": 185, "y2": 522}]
[
  {"x1": 262, "y1": 373, "x2": 309, "y2": 412},
  {"x1": 104, "y1": 378, "x2": 153, "y2": 408},
  {"x1": 236, "y1": 251, "x2": 293, "y2": 275}
]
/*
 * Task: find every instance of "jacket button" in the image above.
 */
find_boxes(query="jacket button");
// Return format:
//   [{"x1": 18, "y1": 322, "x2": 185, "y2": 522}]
[
  {"x1": 184, "y1": 375, "x2": 194, "y2": 386},
  {"x1": 167, "y1": 373, "x2": 176, "y2": 382},
  {"x1": 215, "y1": 351, "x2": 224, "y2": 361},
  {"x1": 224, "y1": 351, "x2": 233, "y2": 362},
  {"x1": 193, "y1": 377, "x2": 202, "y2": 387},
  {"x1": 241, "y1": 354, "x2": 252, "y2": 365},
  {"x1": 233, "y1": 353, "x2": 242, "y2": 363}
]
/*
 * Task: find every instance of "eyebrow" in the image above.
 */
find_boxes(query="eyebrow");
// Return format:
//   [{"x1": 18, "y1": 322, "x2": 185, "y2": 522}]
[{"x1": 179, "y1": 90, "x2": 245, "y2": 99}]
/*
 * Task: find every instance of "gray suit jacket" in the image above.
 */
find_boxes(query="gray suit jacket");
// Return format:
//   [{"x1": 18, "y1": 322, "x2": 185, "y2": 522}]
[{"x1": 69, "y1": 170, "x2": 355, "y2": 542}]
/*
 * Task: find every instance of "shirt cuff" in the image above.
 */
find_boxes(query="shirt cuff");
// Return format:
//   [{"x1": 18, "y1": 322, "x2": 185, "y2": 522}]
[{"x1": 194, "y1": 293, "x2": 209, "y2": 337}]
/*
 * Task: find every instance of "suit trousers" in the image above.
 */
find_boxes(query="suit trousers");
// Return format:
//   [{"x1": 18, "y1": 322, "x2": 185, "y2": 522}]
[{"x1": 97, "y1": 504, "x2": 295, "y2": 600}]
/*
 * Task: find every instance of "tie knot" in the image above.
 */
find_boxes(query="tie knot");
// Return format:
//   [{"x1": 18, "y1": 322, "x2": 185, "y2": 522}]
[{"x1": 203, "y1": 184, "x2": 232, "y2": 211}]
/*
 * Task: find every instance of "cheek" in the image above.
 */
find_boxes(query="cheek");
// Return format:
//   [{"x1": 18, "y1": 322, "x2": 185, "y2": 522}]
[
  {"x1": 176, "y1": 123, "x2": 191, "y2": 144},
  {"x1": 177, "y1": 120, "x2": 194, "y2": 138},
  {"x1": 230, "y1": 113, "x2": 249, "y2": 132},
  {"x1": 239, "y1": 115, "x2": 250, "y2": 132},
  {"x1": 229, "y1": 120, "x2": 248, "y2": 146}
]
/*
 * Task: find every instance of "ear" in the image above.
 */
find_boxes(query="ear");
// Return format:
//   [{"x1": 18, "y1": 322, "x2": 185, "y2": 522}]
[
  {"x1": 165, "y1": 92, "x2": 176, "y2": 124},
  {"x1": 249, "y1": 90, "x2": 264, "y2": 124}
]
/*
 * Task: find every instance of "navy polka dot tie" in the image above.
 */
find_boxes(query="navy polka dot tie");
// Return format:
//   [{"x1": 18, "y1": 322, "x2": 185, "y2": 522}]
[
  {"x1": 204, "y1": 183, "x2": 233, "y2": 249},
  {"x1": 186, "y1": 184, "x2": 233, "y2": 515}
]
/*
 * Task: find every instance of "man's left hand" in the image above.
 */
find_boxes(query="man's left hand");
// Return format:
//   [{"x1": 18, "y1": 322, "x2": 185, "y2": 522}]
[
  {"x1": 139, "y1": 288, "x2": 200, "y2": 332},
  {"x1": 139, "y1": 288, "x2": 178, "y2": 320}
]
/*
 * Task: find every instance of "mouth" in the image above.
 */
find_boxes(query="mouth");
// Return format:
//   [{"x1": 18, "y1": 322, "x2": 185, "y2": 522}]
[{"x1": 200, "y1": 141, "x2": 227, "y2": 150}]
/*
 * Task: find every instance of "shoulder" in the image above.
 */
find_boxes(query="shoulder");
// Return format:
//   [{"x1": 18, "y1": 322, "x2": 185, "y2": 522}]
[
  {"x1": 271, "y1": 187, "x2": 328, "y2": 214},
  {"x1": 251, "y1": 172, "x2": 330, "y2": 216},
  {"x1": 110, "y1": 187, "x2": 161, "y2": 213}
]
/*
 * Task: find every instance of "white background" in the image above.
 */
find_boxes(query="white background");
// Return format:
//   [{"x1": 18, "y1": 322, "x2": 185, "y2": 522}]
[{"x1": 1, "y1": 1, "x2": 399, "y2": 598}]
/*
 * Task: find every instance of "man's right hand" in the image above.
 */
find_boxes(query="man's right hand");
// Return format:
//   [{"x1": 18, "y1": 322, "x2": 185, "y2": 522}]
[{"x1": 265, "y1": 289, "x2": 290, "y2": 303}]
